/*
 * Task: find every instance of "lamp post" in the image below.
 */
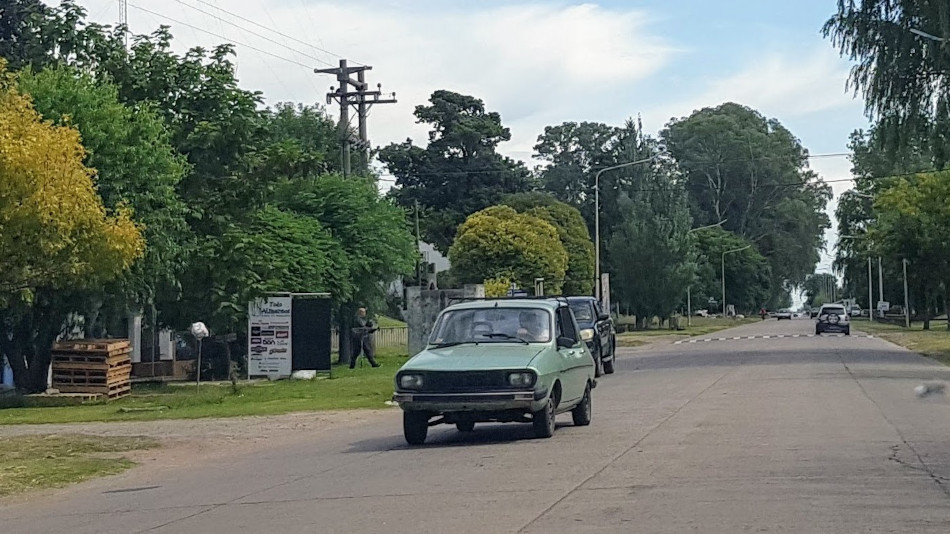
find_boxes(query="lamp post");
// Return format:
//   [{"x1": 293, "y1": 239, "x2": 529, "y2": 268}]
[
  {"x1": 902, "y1": 259, "x2": 911, "y2": 328},
  {"x1": 594, "y1": 153, "x2": 663, "y2": 301},
  {"x1": 722, "y1": 245, "x2": 751, "y2": 317},
  {"x1": 685, "y1": 220, "x2": 728, "y2": 327},
  {"x1": 839, "y1": 234, "x2": 877, "y2": 323}
]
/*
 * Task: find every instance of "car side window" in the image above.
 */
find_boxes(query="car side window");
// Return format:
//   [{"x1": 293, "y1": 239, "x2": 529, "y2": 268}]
[{"x1": 557, "y1": 307, "x2": 578, "y2": 343}]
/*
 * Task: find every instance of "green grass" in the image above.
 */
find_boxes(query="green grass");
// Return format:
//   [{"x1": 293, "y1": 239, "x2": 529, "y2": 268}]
[
  {"x1": 617, "y1": 316, "x2": 758, "y2": 345},
  {"x1": 0, "y1": 434, "x2": 158, "y2": 497},
  {"x1": 855, "y1": 319, "x2": 950, "y2": 365},
  {"x1": 0, "y1": 349, "x2": 408, "y2": 426},
  {"x1": 376, "y1": 315, "x2": 407, "y2": 328}
]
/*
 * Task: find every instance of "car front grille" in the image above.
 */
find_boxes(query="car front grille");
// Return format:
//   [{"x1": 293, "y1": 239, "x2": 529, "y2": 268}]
[{"x1": 418, "y1": 371, "x2": 509, "y2": 392}]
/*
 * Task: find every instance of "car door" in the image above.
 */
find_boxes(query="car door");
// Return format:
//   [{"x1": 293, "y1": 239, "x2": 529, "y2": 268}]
[{"x1": 555, "y1": 305, "x2": 587, "y2": 405}]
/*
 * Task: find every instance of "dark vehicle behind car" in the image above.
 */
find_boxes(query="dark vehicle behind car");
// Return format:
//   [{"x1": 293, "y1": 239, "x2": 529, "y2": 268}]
[{"x1": 567, "y1": 296, "x2": 616, "y2": 376}]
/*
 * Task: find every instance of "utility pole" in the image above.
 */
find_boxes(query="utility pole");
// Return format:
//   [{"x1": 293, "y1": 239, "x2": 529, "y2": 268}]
[
  {"x1": 868, "y1": 257, "x2": 874, "y2": 323},
  {"x1": 315, "y1": 60, "x2": 396, "y2": 177},
  {"x1": 119, "y1": 0, "x2": 129, "y2": 49},
  {"x1": 878, "y1": 257, "x2": 884, "y2": 318},
  {"x1": 903, "y1": 259, "x2": 910, "y2": 328}
]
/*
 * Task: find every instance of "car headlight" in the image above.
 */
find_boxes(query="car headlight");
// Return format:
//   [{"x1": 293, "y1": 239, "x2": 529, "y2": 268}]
[
  {"x1": 507, "y1": 371, "x2": 536, "y2": 387},
  {"x1": 398, "y1": 374, "x2": 424, "y2": 389},
  {"x1": 580, "y1": 328, "x2": 595, "y2": 342}
]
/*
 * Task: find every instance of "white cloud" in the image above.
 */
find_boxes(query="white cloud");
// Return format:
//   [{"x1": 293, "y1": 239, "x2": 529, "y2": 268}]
[
  {"x1": 64, "y1": 0, "x2": 674, "y2": 166},
  {"x1": 642, "y1": 47, "x2": 860, "y2": 132}
]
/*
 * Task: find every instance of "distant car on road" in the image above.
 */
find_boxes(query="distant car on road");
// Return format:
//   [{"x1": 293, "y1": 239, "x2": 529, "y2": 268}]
[
  {"x1": 850, "y1": 305, "x2": 863, "y2": 317},
  {"x1": 567, "y1": 296, "x2": 616, "y2": 376},
  {"x1": 815, "y1": 304, "x2": 850, "y2": 336},
  {"x1": 392, "y1": 298, "x2": 595, "y2": 445},
  {"x1": 775, "y1": 309, "x2": 793, "y2": 320}
]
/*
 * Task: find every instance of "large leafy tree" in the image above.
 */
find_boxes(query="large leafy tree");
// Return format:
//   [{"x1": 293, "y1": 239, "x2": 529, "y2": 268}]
[
  {"x1": 0, "y1": 67, "x2": 143, "y2": 391},
  {"x1": 380, "y1": 90, "x2": 532, "y2": 253},
  {"x1": 870, "y1": 172, "x2": 950, "y2": 328},
  {"x1": 823, "y1": 0, "x2": 950, "y2": 164},
  {"x1": 18, "y1": 66, "x2": 190, "y2": 334},
  {"x1": 607, "y1": 163, "x2": 695, "y2": 327},
  {"x1": 449, "y1": 206, "x2": 568, "y2": 295},
  {"x1": 501, "y1": 192, "x2": 595, "y2": 295},
  {"x1": 689, "y1": 228, "x2": 771, "y2": 316},
  {"x1": 661, "y1": 103, "x2": 830, "y2": 304}
]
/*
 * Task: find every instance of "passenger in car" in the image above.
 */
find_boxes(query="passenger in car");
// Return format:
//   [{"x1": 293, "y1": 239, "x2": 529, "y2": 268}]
[{"x1": 517, "y1": 311, "x2": 550, "y2": 341}]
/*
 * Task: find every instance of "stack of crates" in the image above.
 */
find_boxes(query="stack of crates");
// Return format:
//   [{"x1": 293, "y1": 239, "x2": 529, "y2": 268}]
[{"x1": 51, "y1": 339, "x2": 132, "y2": 399}]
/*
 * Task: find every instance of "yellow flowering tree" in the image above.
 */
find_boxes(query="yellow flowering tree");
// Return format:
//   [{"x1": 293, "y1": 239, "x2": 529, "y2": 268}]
[
  {"x1": 0, "y1": 64, "x2": 143, "y2": 391},
  {"x1": 449, "y1": 206, "x2": 568, "y2": 295}
]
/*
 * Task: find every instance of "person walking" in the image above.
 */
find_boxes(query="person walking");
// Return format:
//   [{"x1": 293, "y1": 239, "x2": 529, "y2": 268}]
[{"x1": 350, "y1": 308, "x2": 380, "y2": 368}]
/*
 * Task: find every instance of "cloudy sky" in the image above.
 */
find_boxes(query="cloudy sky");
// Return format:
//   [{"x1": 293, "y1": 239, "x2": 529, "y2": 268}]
[{"x1": 58, "y1": 0, "x2": 870, "y2": 275}]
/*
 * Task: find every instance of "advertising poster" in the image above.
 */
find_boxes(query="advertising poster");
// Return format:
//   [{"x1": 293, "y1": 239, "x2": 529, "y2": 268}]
[{"x1": 248, "y1": 296, "x2": 293, "y2": 377}]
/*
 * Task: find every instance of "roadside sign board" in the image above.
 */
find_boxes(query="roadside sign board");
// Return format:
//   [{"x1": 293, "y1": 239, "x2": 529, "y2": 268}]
[
  {"x1": 877, "y1": 301, "x2": 890, "y2": 312},
  {"x1": 248, "y1": 296, "x2": 293, "y2": 377}
]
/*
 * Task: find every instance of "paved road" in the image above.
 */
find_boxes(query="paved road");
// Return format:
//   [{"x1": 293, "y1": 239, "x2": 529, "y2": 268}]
[{"x1": 4, "y1": 318, "x2": 950, "y2": 533}]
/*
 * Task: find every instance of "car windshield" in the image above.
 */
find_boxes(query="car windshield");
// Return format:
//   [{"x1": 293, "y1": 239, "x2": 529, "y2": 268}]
[
  {"x1": 429, "y1": 307, "x2": 552, "y2": 345},
  {"x1": 569, "y1": 302, "x2": 594, "y2": 322},
  {"x1": 822, "y1": 307, "x2": 846, "y2": 316}
]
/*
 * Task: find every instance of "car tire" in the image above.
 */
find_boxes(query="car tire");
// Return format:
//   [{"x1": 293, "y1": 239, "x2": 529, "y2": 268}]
[
  {"x1": 456, "y1": 421, "x2": 475, "y2": 432},
  {"x1": 603, "y1": 358, "x2": 615, "y2": 374},
  {"x1": 845, "y1": 328, "x2": 851, "y2": 336},
  {"x1": 593, "y1": 346, "x2": 603, "y2": 378},
  {"x1": 403, "y1": 412, "x2": 429, "y2": 445},
  {"x1": 532, "y1": 396, "x2": 556, "y2": 439},
  {"x1": 815, "y1": 328, "x2": 821, "y2": 336},
  {"x1": 571, "y1": 385, "x2": 592, "y2": 426}
]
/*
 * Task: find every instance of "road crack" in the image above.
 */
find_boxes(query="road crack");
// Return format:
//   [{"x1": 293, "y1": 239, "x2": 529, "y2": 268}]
[
  {"x1": 516, "y1": 367, "x2": 736, "y2": 532},
  {"x1": 840, "y1": 353, "x2": 950, "y2": 499}
]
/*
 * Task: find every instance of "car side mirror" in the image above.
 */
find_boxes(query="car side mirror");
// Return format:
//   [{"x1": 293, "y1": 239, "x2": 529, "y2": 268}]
[
  {"x1": 598, "y1": 313, "x2": 610, "y2": 321},
  {"x1": 557, "y1": 336, "x2": 576, "y2": 349}
]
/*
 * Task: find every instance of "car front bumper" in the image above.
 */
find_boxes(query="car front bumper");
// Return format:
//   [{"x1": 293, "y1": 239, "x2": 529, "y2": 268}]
[
  {"x1": 393, "y1": 389, "x2": 546, "y2": 412},
  {"x1": 817, "y1": 323, "x2": 849, "y2": 333}
]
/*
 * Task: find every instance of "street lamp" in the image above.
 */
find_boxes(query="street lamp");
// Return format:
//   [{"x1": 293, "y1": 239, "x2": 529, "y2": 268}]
[
  {"x1": 685, "y1": 220, "x2": 728, "y2": 327},
  {"x1": 594, "y1": 152, "x2": 664, "y2": 301},
  {"x1": 722, "y1": 245, "x2": 751, "y2": 317},
  {"x1": 910, "y1": 28, "x2": 946, "y2": 42}
]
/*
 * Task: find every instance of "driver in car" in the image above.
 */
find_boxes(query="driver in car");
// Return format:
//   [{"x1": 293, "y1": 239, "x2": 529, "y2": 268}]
[{"x1": 517, "y1": 311, "x2": 550, "y2": 342}]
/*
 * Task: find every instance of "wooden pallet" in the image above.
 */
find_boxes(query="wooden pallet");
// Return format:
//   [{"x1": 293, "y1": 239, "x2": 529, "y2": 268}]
[
  {"x1": 55, "y1": 383, "x2": 130, "y2": 398},
  {"x1": 52, "y1": 347, "x2": 132, "y2": 362},
  {"x1": 52, "y1": 356, "x2": 131, "y2": 371},
  {"x1": 53, "y1": 339, "x2": 130, "y2": 352}
]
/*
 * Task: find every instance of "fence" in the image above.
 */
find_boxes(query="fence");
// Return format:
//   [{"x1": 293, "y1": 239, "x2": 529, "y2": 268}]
[{"x1": 331, "y1": 326, "x2": 408, "y2": 351}]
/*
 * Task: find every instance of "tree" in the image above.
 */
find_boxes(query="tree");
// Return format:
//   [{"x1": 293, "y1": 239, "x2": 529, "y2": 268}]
[
  {"x1": 0, "y1": 66, "x2": 143, "y2": 391},
  {"x1": 803, "y1": 273, "x2": 838, "y2": 308},
  {"x1": 690, "y1": 229, "x2": 772, "y2": 315},
  {"x1": 449, "y1": 206, "x2": 568, "y2": 294},
  {"x1": 607, "y1": 164, "x2": 695, "y2": 327},
  {"x1": 17, "y1": 66, "x2": 190, "y2": 334},
  {"x1": 380, "y1": 90, "x2": 533, "y2": 253},
  {"x1": 871, "y1": 172, "x2": 950, "y2": 329},
  {"x1": 501, "y1": 192, "x2": 595, "y2": 295},
  {"x1": 661, "y1": 103, "x2": 830, "y2": 304},
  {"x1": 823, "y1": 1, "x2": 950, "y2": 164}
]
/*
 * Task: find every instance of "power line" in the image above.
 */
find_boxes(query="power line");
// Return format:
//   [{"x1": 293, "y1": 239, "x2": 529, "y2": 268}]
[
  {"x1": 171, "y1": 0, "x2": 335, "y2": 67},
  {"x1": 183, "y1": 0, "x2": 359, "y2": 66},
  {"x1": 128, "y1": 3, "x2": 315, "y2": 69}
]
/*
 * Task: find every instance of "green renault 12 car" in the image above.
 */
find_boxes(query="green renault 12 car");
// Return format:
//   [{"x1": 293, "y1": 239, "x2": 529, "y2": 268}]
[{"x1": 393, "y1": 298, "x2": 596, "y2": 445}]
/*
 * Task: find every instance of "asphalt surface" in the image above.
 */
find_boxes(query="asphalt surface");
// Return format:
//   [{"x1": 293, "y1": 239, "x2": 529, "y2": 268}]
[{"x1": 4, "y1": 318, "x2": 950, "y2": 533}]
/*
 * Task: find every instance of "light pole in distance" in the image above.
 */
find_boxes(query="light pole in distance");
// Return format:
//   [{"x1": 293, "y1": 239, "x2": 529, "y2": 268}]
[
  {"x1": 722, "y1": 245, "x2": 751, "y2": 317},
  {"x1": 685, "y1": 220, "x2": 728, "y2": 327},
  {"x1": 593, "y1": 152, "x2": 664, "y2": 302}
]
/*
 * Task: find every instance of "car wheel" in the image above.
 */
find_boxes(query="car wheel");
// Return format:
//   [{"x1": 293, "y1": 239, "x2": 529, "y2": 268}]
[
  {"x1": 845, "y1": 328, "x2": 851, "y2": 336},
  {"x1": 603, "y1": 358, "x2": 615, "y2": 374},
  {"x1": 403, "y1": 412, "x2": 429, "y2": 445},
  {"x1": 456, "y1": 421, "x2": 475, "y2": 432},
  {"x1": 593, "y1": 346, "x2": 603, "y2": 378},
  {"x1": 571, "y1": 384, "x2": 592, "y2": 426},
  {"x1": 815, "y1": 328, "x2": 821, "y2": 336},
  {"x1": 532, "y1": 395, "x2": 556, "y2": 439}
]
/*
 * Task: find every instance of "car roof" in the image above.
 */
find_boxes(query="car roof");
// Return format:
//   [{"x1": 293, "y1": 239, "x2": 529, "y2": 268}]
[
  {"x1": 820, "y1": 304, "x2": 846, "y2": 309},
  {"x1": 442, "y1": 299, "x2": 562, "y2": 312},
  {"x1": 565, "y1": 296, "x2": 597, "y2": 304}
]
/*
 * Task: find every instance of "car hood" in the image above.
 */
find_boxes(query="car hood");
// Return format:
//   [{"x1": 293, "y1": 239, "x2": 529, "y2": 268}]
[{"x1": 399, "y1": 344, "x2": 546, "y2": 372}]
